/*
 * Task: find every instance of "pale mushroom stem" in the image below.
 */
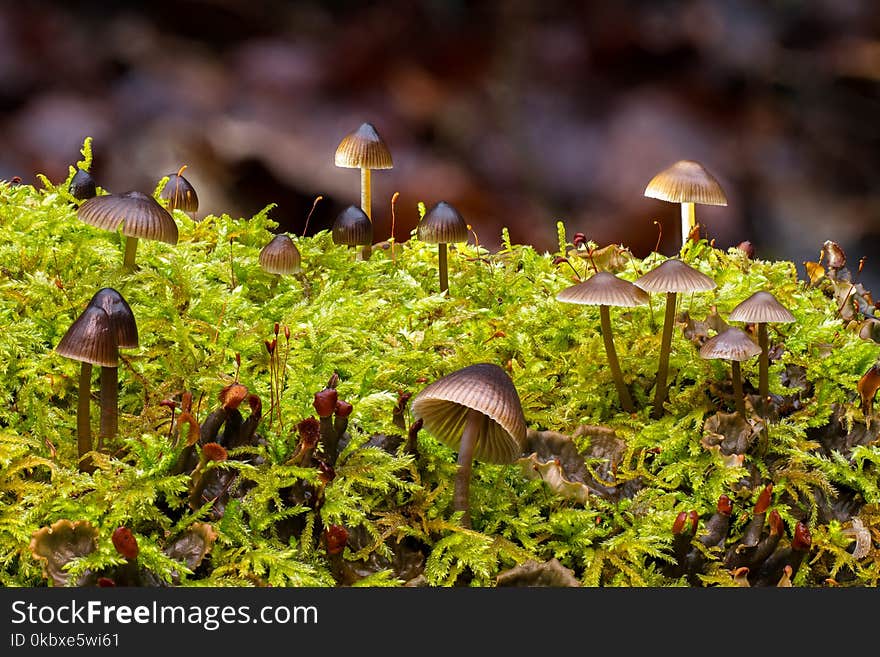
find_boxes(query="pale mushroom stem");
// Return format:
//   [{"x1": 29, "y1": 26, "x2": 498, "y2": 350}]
[
  {"x1": 599, "y1": 305, "x2": 635, "y2": 413},
  {"x1": 438, "y1": 242, "x2": 449, "y2": 293},
  {"x1": 680, "y1": 202, "x2": 695, "y2": 250},
  {"x1": 76, "y1": 362, "x2": 94, "y2": 473},
  {"x1": 99, "y1": 366, "x2": 118, "y2": 451},
  {"x1": 652, "y1": 291, "x2": 678, "y2": 419},
  {"x1": 123, "y1": 237, "x2": 138, "y2": 269},
  {"x1": 757, "y1": 322, "x2": 769, "y2": 399},
  {"x1": 359, "y1": 167, "x2": 372, "y2": 261},
  {"x1": 731, "y1": 361, "x2": 747, "y2": 416},
  {"x1": 455, "y1": 408, "x2": 486, "y2": 529}
]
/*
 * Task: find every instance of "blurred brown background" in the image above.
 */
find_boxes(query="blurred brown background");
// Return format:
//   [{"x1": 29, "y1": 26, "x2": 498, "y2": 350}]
[{"x1": 2, "y1": 0, "x2": 879, "y2": 288}]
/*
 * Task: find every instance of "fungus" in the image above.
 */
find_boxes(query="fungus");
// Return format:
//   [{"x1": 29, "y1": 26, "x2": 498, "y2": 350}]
[
  {"x1": 699, "y1": 327, "x2": 762, "y2": 417},
  {"x1": 411, "y1": 363, "x2": 527, "y2": 528},
  {"x1": 634, "y1": 258, "x2": 716, "y2": 418},
  {"x1": 556, "y1": 271, "x2": 648, "y2": 413},
  {"x1": 69, "y1": 167, "x2": 96, "y2": 201},
  {"x1": 259, "y1": 233, "x2": 302, "y2": 288},
  {"x1": 159, "y1": 166, "x2": 199, "y2": 219},
  {"x1": 728, "y1": 291, "x2": 796, "y2": 400},
  {"x1": 644, "y1": 160, "x2": 728, "y2": 250},
  {"x1": 332, "y1": 205, "x2": 373, "y2": 261},
  {"x1": 77, "y1": 190, "x2": 179, "y2": 269},
  {"x1": 417, "y1": 201, "x2": 470, "y2": 294},
  {"x1": 29, "y1": 519, "x2": 99, "y2": 586},
  {"x1": 55, "y1": 305, "x2": 117, "y2": 472}
]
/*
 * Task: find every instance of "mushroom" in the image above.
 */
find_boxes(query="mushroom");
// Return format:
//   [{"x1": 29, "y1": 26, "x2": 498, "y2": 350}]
[
  {"x1": 699, "y1": 327, "x2": 762, "y2": 417},
  {"x1": 159, "y1": 166, "x2": 199, "y2": 219},
  {"x1": 85, "y1": 288, "x2": 138, "y2": 449},
  {"x1": 259, "y1": 233, "x2": 302, "y2": 288},
  {"x1": 69, "y1": 167, "x2": 96, "y2": 201},
  {"x1": 411, "y1": 363, "x2": 527, "y2": 529},
  {"x1": 644, "y1": 160, "x2": 728, "y2": 250},
  {"x1": 77, "y1": 191, "x2": 179, "y2": 269},
  {"x1": 417, "y1": 201, "x2": 470, "y2": 294},
  {"x1": 55, "y1": 305, "x2": 117, "y2": 472},
  {"x1": 727, "y1": 291, "x2": 795, "y2": 400},
  {"x1": 332, "y1": 205, "x2": 373, "y2": 261},
  {"x1": 634, "y1": 258, "x2": 716, "y2": 418},
  {"x1": 556, "y1": 271, "x2": 649, "y2": 412}
]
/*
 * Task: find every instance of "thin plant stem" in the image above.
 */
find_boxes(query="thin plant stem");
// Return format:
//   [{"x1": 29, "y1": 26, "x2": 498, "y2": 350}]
[
  {"x1": 600, "y1": 305, "x2": 635, "y2": 413},
  {"x1": 732, "y1": 361, "x2": 746, "y2": 416},
  {"x1": 77, "y1": 362, "x2": 93, "y2": 473},
  {"x1": 99, "y1": 365, "x2": 118, "y2": 451},
  {"x1": 438, "y1": 242, "x2": 449, "y2": 293},
  {"x1": 652, "y1": 291, "x2": 678, "y2": 419},
  {"x1": 454, "y1": 408, "x2": 485, "y2": 529},
  {"x1": 757, "y1": 322, "x2": 769, "y2": 399}
]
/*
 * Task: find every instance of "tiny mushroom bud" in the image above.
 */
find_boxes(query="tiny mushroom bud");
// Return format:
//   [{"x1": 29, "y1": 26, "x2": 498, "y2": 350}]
[
  {"x1": 332, "y1": 205, "x2": 373, "y2": 261},
  {"x1": 159, "y1": 167, "x2": 199, "y2": 218},
  {"x1": 259, "y1": 234, "x2": 302, "y2": 281},
  {"x1": 699, "y1": 327, "x2": 762, "y2": 417},
  {"x1": 69, "y1": 167, "x2": 97, "y2": 201},
  {"x1": 417, "y1": 201, "x2": 470, "y2": 294}
]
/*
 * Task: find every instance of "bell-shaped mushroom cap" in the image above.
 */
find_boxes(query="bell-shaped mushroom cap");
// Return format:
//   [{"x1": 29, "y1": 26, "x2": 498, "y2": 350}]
[
  {"x1": 159, "y1": 172, "x2": 199, "y2": 214},
  {"x1": 411, "y1": 363, "x2": 527, "y2": 464},
  {"x1": 699, "y1": 327, "x2": 762, "y2": 362},
  {"x1": 644, "y1": 160, "x2": 728, "y2": 206},
  {"x1": 56, "y1": 305, "x2": 118, "y2": 367},
  {"x1": 334, "y1": 122, "x2": 393, "y2": 170},
  {"x1": 556, "y1": 271, "x2": 649, "y2": 307},
  {"x1": 69, "y1": 168, "x2": 97, "y2": 201},
  {"x1": 259, "y1": 234, "x2": 302, "y2": 274},
  {"x1": 417, "y1": 201, "x2": 470, "y2": 245},
  {"x1": 332, "y1": 205, "x2": 373, "y2": 246},
  {"x1": 728, "y1": 291, "x2": 795, "y2": 324},
  {"x1": 634, "y1": 258, "x2": 716, "y2": 294},
  {"x1": 78, "y1": 191, "x2": 178, "y2": 245},
  {"x1": 86, "y1": 287, "x2": 138, "y2": 349}
]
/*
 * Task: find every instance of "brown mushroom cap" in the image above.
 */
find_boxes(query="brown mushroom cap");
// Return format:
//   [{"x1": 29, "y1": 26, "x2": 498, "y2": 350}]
[
  {"x1": 334, "y1": 122, "x2": 393, "y2": 170},
  {"x1": 417, "y1": 201, "x2": 469, "y2": 245},
  {"x1": 86, "y1": 287, "x2": 138, "y2": 350},
  {"x1": 411, "y1": 363, "x2": 527, "y2": 464},
  {"x1": 159, "y1": 172, "x2": 199, "y2": 214},
  {"x1": 644, "y1": 160, "x2": 728, "y2": 206},
  {"x1": 56, "y1": 305, "x2": 118, "y2": 367},
  {"x1": 78, "y1": 191, "x2": 178, "y2": 244},
  {"x1": 699, "y1": 327, "x2": 762, "y2": 362},
  {"x1": 259, "y1": 234, "x2": 302, "y2": 274},
  {"x1": 332, "y1": 205, "x2": 373, "y2": 246},
  {"x1": 556, "y1": 271, "x2": 649, "y2": 307},
  {"x1": 728, "y1": 291, "x2": 795, "y2": 324},
  {"x1": 634, "y1": 258, "x2": 717, "y2": 294}
]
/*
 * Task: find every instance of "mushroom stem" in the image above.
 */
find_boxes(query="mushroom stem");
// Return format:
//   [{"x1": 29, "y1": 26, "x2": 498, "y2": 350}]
[
  {"x1": 76, "y1": 362, "x2": 94, "y2": 473},
  {"x1": 652, "y1": 291, "x2": 678, "y2": 419},
  {"x1": 757, "y1": 322, "x2": 769, "y2": 399},
  {"x1": 599, "y1": 304, "x2": 635, "y2": 413},
  {"x1": 680, "y1": 202, "x2": 695, "y2": 250},
  {"x1": 454, "y1": 408, "x2": 485, "y2": 529},
  {"x1": 359, "y1": 168, "x2": 372, "y2": 261},
  {"x1": 438, "y1": 242, "x2": 449, "y2": 293},
  {"x1": 731, "y1": 360, "x2": 746, "y2": 416},
  {"x1": 123, "y1": 237, "x2": 138, "y2": 269},
  {"x1": 99, "y1": 365, "x2": 118, "y2": 451}
]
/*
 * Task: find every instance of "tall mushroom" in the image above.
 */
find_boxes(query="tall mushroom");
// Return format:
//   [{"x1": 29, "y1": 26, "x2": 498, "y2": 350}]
[
  {"x1": 411, "y1": 363, "x2": 527, "y2": 529},
  {"x1": 77, "y1": 191, "x2": 179, "y2": 269},
  {"x1": 644, "y1": 160, "x2": 728, "y2": 251},
  {"x1": 259, "y1": 233, "x2": 302, "y2": 288},
  {"x1": 332, "y1": 205, "x2": 373, "y2": 261},
  {"x1": 635, "y1": 258, "x2": 716, "y2": 419},
  {"x1": 55, "y1": 305, "x2": 118, "y2": 472},
  {"x1": 416, "y1": 201, "x2": 469, "y2": 294},
  {"x1": 85, "y1": 288, "x2": 138, "y2": 448},
  {"x1": 727, "y1": 291, "x2": 795, "y2": 400},
  {"x1": 159, "y1": 166, "x2": 199, "y2": 219},
  {"x1": 699, "y1": 327, "x2": 762, "y2": 417},
  {"x1": 556, "y1": 272, "x2": 648, "y2": 413}
]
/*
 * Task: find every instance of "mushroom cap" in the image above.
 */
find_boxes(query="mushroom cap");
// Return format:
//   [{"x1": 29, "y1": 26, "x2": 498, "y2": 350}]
[
  {"x1": 334, "y1": 122, "x2": 393, "y2": 170},
  {"x1": 332, "y1": 205, "x2": 373, "y2": 246},
  {"x1": 728, "y1": 291, "x2": 796, "y2": 324},
  {"x1": 56, "y1": 305, "x2": 118, "y2": 367},
  {"x1": 259, "y1": 234, "x2": 302, "y2": 274},
  {"x1": 634, "y1": 258, "x2": 716, "y2": 294},
  {"x1": 416, "y1": 201, "x2": 469, "y2": 245},
  {"x1": 159, "y1": 172, "x2": 199, "y2": 213},
  {"x1": 556, "y1": 271, "x2": 649, "y2": 307},
  {"x1": 644, "y1": 160, "x2": 728, "y2": 206},
  {"x1": 411, "y1": 363, "x2": 527, "y2": 464},
  {"x1": 699, "y1": 327, "x2": 762, "y2": 362},
  {"x1": 86, "y1": 287, "x2": 139, "y2": 349},
  {"x1": 69, "y1": 168, "x2": 97, "y2": 201},
  {"x1": 78, "y1": 191, "x2": 179, "y2": 244}
]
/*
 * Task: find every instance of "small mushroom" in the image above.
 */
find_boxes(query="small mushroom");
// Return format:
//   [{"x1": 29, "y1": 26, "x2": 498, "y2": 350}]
[
  {"x1": 69, "y1": 167, "x2": 97, "y2": 201},
  {"x1": 644, "y1": 160, "x2": 728, "y2": 250},
  {"x1": 332, "y1": 205, "x2": 373, "y2": 261},
  {"x1": 55, "y1": 305, "x2": 117, "y2": 472},
  {"x1": 259, "y1": 234, "x2": 302, "y2": 288},
  {"x1": 416, "y1": 201, "x2": 469, "y2": 294},
  {"x1": 159, "y1": 166, "x2": 199, "y2": 219},
  {"x1": 556, "y1": 271, "x2": 649, "y2": 412},
  {"x1": 411, "y1": 363, "x2": 527, "y2": 529},
  {"x1": 77, "y1": 191, "x2": 179, "y2": 269},
  {"x1": 727, "y1": 291, "x2": 795, "y2": 400},
  {"x1": 699, "y1": 327, "x2": 762, "y2": 417},
  {"x1": 634, "y1": 258, "x2": 716, "y2": 418}
]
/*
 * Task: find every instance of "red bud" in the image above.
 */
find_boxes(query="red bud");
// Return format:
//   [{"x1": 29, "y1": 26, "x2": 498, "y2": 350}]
[
  {"x1": 792, "y1": 522, "x2": 812, "y2": 551},
  {"x1": 324, "y1": 524, "x2": 348, "y2": 555},
  {"x1": 274, "y1": 322, "x2": 280, "y2": 336},
  {"x1": 202, "y1": 442, "x2": 228, "y2": 462},
  {"x1": 672, "y1": 511, "x2": 688, "y2": 535},
  {"x1": 768, "y1": 510, "x2": 783, "y2": 535},
  {"x1": 717, "y1": 495, "x2": 733, "y2": 515},
  {"x1": 334, "y1": 400, "x2": 353, "y2": 417},
  {"x1": 687, "y1": 510, "x2": 699, "y2": 534},
  {"x1": 755, "y1": 484, "x2": 773, "y2": 514},
  {"x1": 220, "y1": 383, "x2": 248, "y2": 410},
  {"x1": 297, "y1": 417, "x2": 321, "y2": 448},
  {"x1": 97, "y1": 577, "x2": 116, "y2": 587},
  {"x1": 313, "y1": 389, "x2": 338, "y2": 417},
  {"x1": 111, "y1": 527, "x2": 139, "y2": 560}
]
